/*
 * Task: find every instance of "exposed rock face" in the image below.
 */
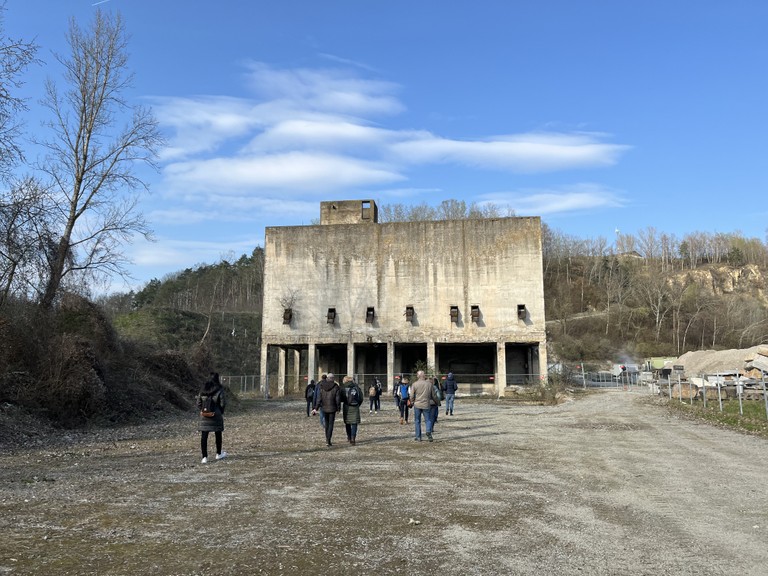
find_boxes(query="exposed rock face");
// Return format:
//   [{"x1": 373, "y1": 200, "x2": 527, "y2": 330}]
[{"x1": 672, "y1": 265, "x2": 766, "y2": 304}]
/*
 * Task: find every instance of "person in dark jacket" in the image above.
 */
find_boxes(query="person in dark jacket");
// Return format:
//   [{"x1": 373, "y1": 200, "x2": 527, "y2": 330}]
[
  {"x1": 313, "y1": 372, "x2": 341, "y2": 446},
  {"x1": 314, "y1": 374, "x2": 327, "y2": 428},
  {"x1": 305, "y1": 379, "x2": 316, "y2": 417},
  {"x1": 431, "y1": 377, "x2": 442, "y2": 427},
  {"x1": 196, "y1": 372, "x2": 227, "y2": 464},
  {"x1": 443, "y1": 372, "x2": 458, "y2": 415},
  {"x1": 342, "y1": 376, "x2": 364, "y2": 444},
  {"x1": 374, "y1": 377, "x2": 382, "y2": 412}
]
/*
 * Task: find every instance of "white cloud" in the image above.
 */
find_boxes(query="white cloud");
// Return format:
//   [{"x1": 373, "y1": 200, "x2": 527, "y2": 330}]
[
  {"x1": 153, "y1": 62, "x2": 630, "y2": 214},
  {"x1": 163, "y1": 151, "x2": 404, "y2": 194},
  {"x1": 245, "y1": 118, "x2": 394, "y2": 153},
  {"x1": 391, "y1": 132, "x2": 629, "y2": 173},
  {"x1": 479, "y1": 184, "x2": 627, "y2": 216},
  {"x1": 152, "y1": 96, "x2": 265, "y2": 161},
  {"x1": 242, "y1": 61, "x2": 404, "y2": 116}
]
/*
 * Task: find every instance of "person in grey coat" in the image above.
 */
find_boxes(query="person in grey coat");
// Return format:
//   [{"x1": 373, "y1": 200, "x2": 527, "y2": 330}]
[{"x1": 196, "y1": 372, "x2": 227, "y2": 464}]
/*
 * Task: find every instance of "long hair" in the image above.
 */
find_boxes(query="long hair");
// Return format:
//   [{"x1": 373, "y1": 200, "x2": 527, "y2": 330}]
[{"x1": 200, "y1": 377, "x2": 217, "y2": 395}]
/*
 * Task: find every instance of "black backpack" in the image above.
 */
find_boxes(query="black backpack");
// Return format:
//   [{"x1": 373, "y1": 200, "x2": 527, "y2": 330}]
[
  {"x1": 347, "y1": 385, "x2": 360, "y2": 406},
  {"x1": 306, "y1": 383, "x2": 316, "y2": 400},
  {"x1": 200, "y1": 393, "x2": 216, "y2": 417}
]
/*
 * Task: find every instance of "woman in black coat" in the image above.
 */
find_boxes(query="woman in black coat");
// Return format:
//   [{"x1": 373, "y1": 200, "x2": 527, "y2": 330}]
[{"x1": 196, "y1": 372, "x2": 227, "y2": 464}]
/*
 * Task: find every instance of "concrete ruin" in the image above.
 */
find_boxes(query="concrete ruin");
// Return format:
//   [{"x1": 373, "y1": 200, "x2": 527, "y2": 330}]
[{"x1": 259, "y1": 199, "x2": 547, "y2": 396}]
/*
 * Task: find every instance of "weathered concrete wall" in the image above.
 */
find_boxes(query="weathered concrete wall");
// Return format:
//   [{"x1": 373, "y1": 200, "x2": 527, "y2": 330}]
[{"x1": 262, "y1": 216, "x2": 545, "y2": 346}]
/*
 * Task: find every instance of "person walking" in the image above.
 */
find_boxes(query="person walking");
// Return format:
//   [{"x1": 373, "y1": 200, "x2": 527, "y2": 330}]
[
  {"x1": 196, "y1": 372, "x2": 228, "y2": 463},
  {"x1": 398, "y1": 376, "x2": 411, "y2": 425},
  {"x1": 368, "y1": 379, "x2": 377, "y2": 415},
  {"x1": 305, "y1": 379, "x2": 316, "y2": 417},
  {"x1": 314, "y1": 374, "x2": 328, "y2": 429},
  {"x1": 374, "y1": 377, "x2": 382, "y2": 412},
  {"x1": 393, "y1": 376, "x2": 402, "y2": 408},
  {"x1": 443, "y1": 372, "x2": 458, "y2": 415},
  {"x1": 342, "y1": 376, "x2": 364, "y2": 445},
  {"x1": 313, "y1": 372, "x2": 341, "y2": 446},
  {"x1": 430, "y1": 377, "x2": 443, "y2": 429},
  {"x1": 411, "y1": 370, "x2": 438, "y2": 442}
]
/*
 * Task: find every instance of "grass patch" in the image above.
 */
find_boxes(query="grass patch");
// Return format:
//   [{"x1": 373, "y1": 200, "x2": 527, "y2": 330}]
[{"x1": 665, "y1": 397, "x2": 768, "y2": 438}]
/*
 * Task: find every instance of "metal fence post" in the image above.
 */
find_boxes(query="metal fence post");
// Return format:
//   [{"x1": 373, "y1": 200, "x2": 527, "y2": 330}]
[
  {"x1": 717, "y1": 381, "x2": 723, "y2": 412},
  {"x1": 737, "y1": 382, "x2": 743, "y2": 416}
]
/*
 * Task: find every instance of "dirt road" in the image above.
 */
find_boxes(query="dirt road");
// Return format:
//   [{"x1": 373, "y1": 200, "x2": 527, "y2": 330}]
[{"x1": 1, "y1": 389, "x2": 766, "y2": 575}]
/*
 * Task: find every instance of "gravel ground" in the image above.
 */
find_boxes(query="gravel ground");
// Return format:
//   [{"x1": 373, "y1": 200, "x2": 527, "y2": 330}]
[{"x1": 0, "y1": 389, "x2": 766, "y2": 576}]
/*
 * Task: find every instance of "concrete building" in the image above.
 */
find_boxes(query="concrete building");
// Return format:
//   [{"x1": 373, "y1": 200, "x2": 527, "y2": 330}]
[{"x1": 259, "y1": 199, "x2": 547, "y2": 396}]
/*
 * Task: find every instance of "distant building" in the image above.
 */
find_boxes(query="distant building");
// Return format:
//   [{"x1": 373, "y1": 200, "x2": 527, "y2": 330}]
[{"x1": 259, "y1": 199, "x2": 547, "y2": 396}]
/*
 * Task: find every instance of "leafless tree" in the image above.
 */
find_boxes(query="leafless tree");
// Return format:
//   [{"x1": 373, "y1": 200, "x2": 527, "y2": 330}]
[
  {"x1": 35, "y1": 10, "x2": 162, "y2": 308},
  {"x1": 0, "y1": 176, "x2": 52, "y2": 305},
  {"x1": 0, "y1": 2, "x2": 38, "y2": 182}
]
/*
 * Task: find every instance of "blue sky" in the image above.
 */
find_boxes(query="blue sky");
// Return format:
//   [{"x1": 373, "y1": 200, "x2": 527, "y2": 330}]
[{"x1": 6, "y1": 1, "x2": 768, "y2": 292}]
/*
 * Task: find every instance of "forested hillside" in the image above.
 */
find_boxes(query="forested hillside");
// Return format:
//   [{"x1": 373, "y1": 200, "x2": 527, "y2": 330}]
[
  {"x1": 106, "y1": 208, "x2": 768, "y2": 371},
  {"x1": 101, "y1": 249, "x2": 265, "y2": 375},
  {"x1": 543, "y1": 225, "x2": 768, "y2": 363}
]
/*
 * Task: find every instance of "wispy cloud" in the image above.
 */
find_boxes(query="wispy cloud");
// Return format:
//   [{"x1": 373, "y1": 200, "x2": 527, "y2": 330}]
[
  {"x1": 153, "y1": 62, "x2": 630, "y2": 215},
  {"x1": 479, "y1": 184, "x2": 627, "y2": 216},
  {"x1": 391, "y1": 132, "x2": 629, "y2": 172},
  {"x1": 164, "y1": 151, "x2": 403, "y2": 194}
]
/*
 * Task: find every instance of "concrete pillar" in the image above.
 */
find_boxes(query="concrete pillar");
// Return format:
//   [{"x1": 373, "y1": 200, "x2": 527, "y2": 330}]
[
  {"x1": 536, "y1": 340, "x2": 548, "y2": 384},
  {"x1": 496, "y1": 341, "x2": 507, "y2": 398},
  {"x1": 293, "y1": 348, "x2": 301, "y2": 394},
  {"x1": 387, "y1": 340, "x2": 395, "y2": 393},
  {"x1": 278, "y1": 347, "x2": 286, "y2": 398},
  {"x1": 347, "y1": 339, "x2": 355, "y2": 380},
  {"x1": 308, "y1": 342, "x2": 317, "y2": 383},
  {"x1": 260, "y1": 342, "x2": 268, "y2": 399},
  {"x1": 427, "y1": 340, "x2": 436, "y2": 376}
]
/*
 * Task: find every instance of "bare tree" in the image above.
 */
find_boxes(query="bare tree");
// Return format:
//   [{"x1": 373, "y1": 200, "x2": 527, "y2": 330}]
[
  {"x1": 0, "y1": 176, "x2": 53, "y2": 305},
  {"x1": 35, "y1": 10, "x2": 162, "y2": 308},
  {"x1": 0, "y1": 3, "x2": 38, "y2": 182}
]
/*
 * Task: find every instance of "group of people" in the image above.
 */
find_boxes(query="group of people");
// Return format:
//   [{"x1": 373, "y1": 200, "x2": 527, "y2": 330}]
[
  {"x1": 305, "y1": 370, "x2": 460, "y2": 446},
  {"x1": 195, "y1": 369, "x2": 460, "y2": 461},
  {"x1": 309, "y1": 373, "x2": 363, "y2": 446}
]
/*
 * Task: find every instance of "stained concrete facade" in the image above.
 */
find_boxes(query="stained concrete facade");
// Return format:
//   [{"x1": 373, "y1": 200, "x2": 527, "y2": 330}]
[{"x1": 260, "y1": 199, "x2": 547, "y2": 396}]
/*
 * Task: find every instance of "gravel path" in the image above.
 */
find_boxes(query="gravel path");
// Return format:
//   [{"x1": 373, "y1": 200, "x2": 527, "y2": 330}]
[{"x1": 0, "y1": 389, "x2": 766, "y2": 575}]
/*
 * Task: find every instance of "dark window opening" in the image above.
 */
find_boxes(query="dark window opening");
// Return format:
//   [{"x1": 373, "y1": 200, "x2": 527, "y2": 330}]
[
  {"x1": 366, "y1": 306, "x2": 375, "y2": 323},
  {"x1": 517, "y1": 304, "x2": 526, "y2": 320},
  {"x1": 327, "y1": 307, "x2": 337, "y2": 324},
  {"x1": 450, "y1": 305, "x2": 459, "y2": 323},
  {"x1": 405, "y1": 305, "x2": 415, "y2": 322},
  {"x1": 283, "y1": 308, "x2": 292, "y2": 324}
]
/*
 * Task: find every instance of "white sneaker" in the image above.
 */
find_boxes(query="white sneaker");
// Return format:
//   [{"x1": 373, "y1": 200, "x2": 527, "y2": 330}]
[
  {"x1": 216, "y1": 451, "x2": 228, "y2": 460},
  {"x1": 201, "y1": 457, "x2": 208, "y2": 464}
]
